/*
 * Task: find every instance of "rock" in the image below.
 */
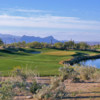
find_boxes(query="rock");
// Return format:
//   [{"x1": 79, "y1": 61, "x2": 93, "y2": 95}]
[{"x1": 26, "y1": 95, "x2": 33, "y2": 99}]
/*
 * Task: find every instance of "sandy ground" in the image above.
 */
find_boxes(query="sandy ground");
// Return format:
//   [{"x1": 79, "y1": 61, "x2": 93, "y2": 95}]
[{"x1": 64, "y1": 80, "x2": 100, "y2": 100}]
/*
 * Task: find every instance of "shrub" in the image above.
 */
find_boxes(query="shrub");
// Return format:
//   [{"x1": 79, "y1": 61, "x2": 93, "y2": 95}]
[
  {"x1": 92, "y1": 70, "x2": 100, "y2": 81},
  {"x1": 30, "y1": 82, "x2": 42, "y2": 94},
  {"x1": 59, "y1": 65, "x2": 79, "y2": 82},
  {"x1": 33, "y1": 85, "x2": 52, "y2": 100},
  {"x1": 34, "y1": 77, "x2": 66, "y2": 100},
  {"x1": 59, "y1": 65, "x2": 99, "y2": 82},
  {"x1": 75, "y1": 66, "x2": 97, "y2": 80},
  {"x1": 50, "y1": 76, "x2": 60, "y2": 90},
  {"x1": 53, "y1": 82, "x2": 66, "y2": 99},
  {"x1": 0, "y1": 81, "x2": 15, "y2": 100},
  {"x1": 12, "y1": 66, "x2": 38, "y2": 82},
  {"x1": 10, "y1": 67, "x2": 40, "y2": 98}
]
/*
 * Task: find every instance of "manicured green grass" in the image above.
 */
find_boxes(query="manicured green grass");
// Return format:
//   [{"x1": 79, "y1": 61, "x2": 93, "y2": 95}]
[{"x1": 0, "y1": 48, "x2": 100, "y2": 76}]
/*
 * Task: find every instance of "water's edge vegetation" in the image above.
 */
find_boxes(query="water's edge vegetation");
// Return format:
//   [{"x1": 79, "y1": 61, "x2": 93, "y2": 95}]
[{"x1": 64, "y1": 54, "x2": 100, "y2": 65}]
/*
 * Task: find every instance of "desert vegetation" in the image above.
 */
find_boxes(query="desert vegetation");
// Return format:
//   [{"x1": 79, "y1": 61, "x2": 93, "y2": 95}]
[
  {"x1": 0, "y1": 67, "x2": 66, "y2": 100},
  {"x1": 0, "y1": 65, "x2": 100, "y2": 100}
]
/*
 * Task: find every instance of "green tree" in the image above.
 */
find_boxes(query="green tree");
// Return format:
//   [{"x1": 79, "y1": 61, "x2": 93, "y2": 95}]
[
  {"x1": 28, "y1": 41, "x2": 42, "y2": 48},
  {"x1": 64, "y1": 41, "x2": 75, "y2": 49},
  {"x1": 41, "y1": 42, "x2": 50, "y2": 48},
  {"x1": 78, "y1": 42, "x2": 89, "y2": 50},
  {"x1": 54, "y1": 42, "x2": 64, "y2": 49}
]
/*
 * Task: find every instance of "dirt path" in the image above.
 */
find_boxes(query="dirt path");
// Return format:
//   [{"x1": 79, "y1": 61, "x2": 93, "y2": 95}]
[{"x1": 63, "y1": 81, "x2": 100, "y2": 100}]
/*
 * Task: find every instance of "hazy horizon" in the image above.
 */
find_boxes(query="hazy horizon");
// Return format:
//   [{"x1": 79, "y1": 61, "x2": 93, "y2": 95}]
[{"x1": 0, "y1": 0, "x2": 100, "y2": 41}]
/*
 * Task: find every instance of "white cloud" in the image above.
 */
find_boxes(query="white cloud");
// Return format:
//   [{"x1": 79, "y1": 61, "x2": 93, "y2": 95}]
[
  {"x1": 0, "y1": 14, "x2": 100, "y2": 30},
  {"x1": 0, "y1": 8, "x2": 50, "y2": 14},
  {"x1": 15, "y1": 9, "x2": 46, "y2": 13}
]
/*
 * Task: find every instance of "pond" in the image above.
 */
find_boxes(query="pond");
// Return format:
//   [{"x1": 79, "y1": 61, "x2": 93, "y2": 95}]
[
  {"x1": 78, "y1": 58, "x2": 100, "y2": 68},
  {"x1": 30, "y1": 51, "x2": 41, "y2": 54}
]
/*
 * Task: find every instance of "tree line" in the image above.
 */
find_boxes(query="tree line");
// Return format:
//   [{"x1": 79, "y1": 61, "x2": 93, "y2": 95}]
[{"x1": 0, "y1": 38, "x2": 99, "y2": 51}]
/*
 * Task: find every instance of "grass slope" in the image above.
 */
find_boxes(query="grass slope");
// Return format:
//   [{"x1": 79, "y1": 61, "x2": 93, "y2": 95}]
[{"x1": 0, "y1": 48, "x2": 100, "y2": 76}]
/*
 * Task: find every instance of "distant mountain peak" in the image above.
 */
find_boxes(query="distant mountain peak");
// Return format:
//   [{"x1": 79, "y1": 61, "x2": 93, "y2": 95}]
[
  {"x1": 47, "y1": 35, "x2": 54, "y2": 38},
  {"x1": 21, "y1": 35, "x2": 59, "y2": 43},
  {"x1": 44, "y1": 36, "x2": 55, "y2": 40}
]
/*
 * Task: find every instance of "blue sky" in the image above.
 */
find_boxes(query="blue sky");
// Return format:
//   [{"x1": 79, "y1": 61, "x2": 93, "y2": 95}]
[{"x1": 0, "y1": 0, "x2": 100, "y2": 41}]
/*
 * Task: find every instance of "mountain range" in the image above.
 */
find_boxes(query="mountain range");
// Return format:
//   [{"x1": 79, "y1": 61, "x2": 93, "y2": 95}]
[
  {"x1": 0, "y1": 33, "x2": 100, "y2": 45},
  {"x1": 0, "y1": 33, "x2": 59, "y2": 44}
]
